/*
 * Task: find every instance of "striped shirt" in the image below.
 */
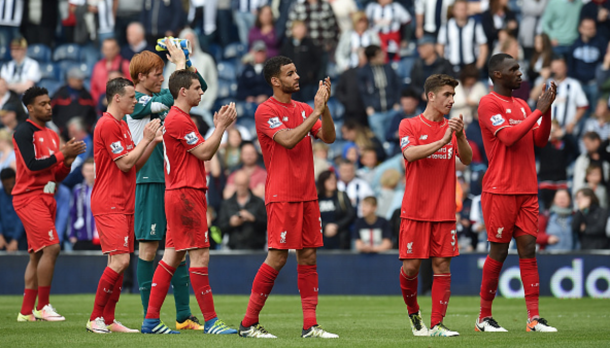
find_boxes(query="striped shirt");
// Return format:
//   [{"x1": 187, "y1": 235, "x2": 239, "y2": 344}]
[
  {"x1": 538, "y1": 77, "x2": 589, "y2": 128},
  {"x1": 0, "y1": 57, "x2": 41, "y2": 85},
  {"x1": 365, "y1": 2, "x2": 412, "y2": 35},
  {"x1": 0, "y1": 0, "x2": 23, "y2": 26},
  {"x1": 235, "y1": 0, "x2": 267, "y2": 13},
  {"x1": 437, "y1": 18, "x2": 487, "y2": 67},
  {"x1": 69, "y1": 0, "x2": 114, "y2": 34},
  {"x1": 415, "y1": 0, "x2": 454, "y2": 34}
]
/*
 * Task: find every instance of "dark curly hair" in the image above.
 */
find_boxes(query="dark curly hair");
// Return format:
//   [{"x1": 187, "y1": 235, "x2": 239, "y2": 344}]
[{"x1": 22, "y1": 86, "x2": 48, "y2": 106}]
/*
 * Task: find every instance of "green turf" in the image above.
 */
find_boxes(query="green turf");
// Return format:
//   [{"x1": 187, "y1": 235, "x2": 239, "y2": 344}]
[{"x1": 0, "y1": 295, "x2": 608, "y2": 347}]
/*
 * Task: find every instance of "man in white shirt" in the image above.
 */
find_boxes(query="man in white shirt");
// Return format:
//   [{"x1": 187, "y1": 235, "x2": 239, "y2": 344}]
[
  {"x1": 337, "y1": 159, "x2": 374, "y2": 217},
  {"x1": 0, "y1": 37, "x2": 41, "y2": 95}
]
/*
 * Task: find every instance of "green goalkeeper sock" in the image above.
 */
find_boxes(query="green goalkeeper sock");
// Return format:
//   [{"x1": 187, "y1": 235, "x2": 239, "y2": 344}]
[
  {"x1": 137, "y1": 258, "x2": 155, "y2": 318},
  {"x1": 172, "y1": 260, "x2": 192, "y2": 323}
]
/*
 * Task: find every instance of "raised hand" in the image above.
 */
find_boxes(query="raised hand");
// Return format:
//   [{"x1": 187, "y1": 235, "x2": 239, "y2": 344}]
[
  {"x1": 214, "y1": 102, "x2": 237, "y2": 129},
  {"x1": 61, "y1": 137, "x2": 87, "y2": 159},
  {"x1": 323, "y1": 77, "x2": 332, "y2": 103},
  {"x1": 441, "y1": 127, "x2": 454, "y2": 145},
  {"x1": 536, "y1": 81, "x2": 557, "y2": 114},
  {"x1": 448, "y1": 114, "x2": 465, "y2": 138},
  {"x1": 143, "y1": 119, "x2": 162, "y2": 142},
  {"x1": 165, "y1": 37, "x2": 187, "y2": 68},
  {"x1": 314, "y1": 80, "x2": 328, "y2": 114}
]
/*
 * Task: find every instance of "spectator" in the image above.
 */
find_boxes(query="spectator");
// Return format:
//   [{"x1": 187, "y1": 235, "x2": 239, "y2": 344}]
[
  {"x1": 585, "y1": 163, "x2": 609, "y2": 208},
  {"x1": 543, "y1": 189, "x2": 575, "y2": 251},
  {"x1": 237, "y1": 41, "x2": 273, "y2": 103},
  {"x1": 536, "y1": 120, "x2": 578, "y2": 210},
  {"x1": 272, "y1": 0, "x2": 298, "y2": 43},
  {"x1": 0, "y1": 77, "x2": 26, "y2": 123},
  {"x1": 414, "y1": 0, "x2": 456, "y2": 39},
  {"x1": 410, "y1": 35, "x2": 455, "y2": 105},
  {"x1": 376, "y1": 168, "x2": 402, "y2": 219},
  {"x1": 281, "y1": 21, "x2": 321, "y2": 102},
  {"x1": 528, "y1": 33, "x2": 553, "y2": 84},
  {"x1": 61, "y1": 117, "x2": 94, "y2": 189},
  {"x1": 114, "y1": 0, "x2": 144, "y2": 46},
  {"x1": 337, "y1": 158, "x2": 375, "y2": 217},
  {"x1": 328, "y1": 0, "x2": 358, "y2": 34},
  {"x1": 21, "y1": 0, "x2": 58, "y2": 47},
  {"x1": 437, "y1": 0, "x2": 488, "y2": 73},
  {"x1": 336, "y1": 48, "x2": 369, "y2": 127},
  {"x1": 96, "y1": 70, "x2": 124, "y2": 115},
  {"x1": 386, "y1": 89, "x2": 420, "y2": 154},
  {"x1": 542, "y1": 0, "x2": 584, "y2": 57},
  {"x1": 580, "y1": 0, "x2": 610, "y2": 42},
  {"x1": 358, "y1": 44, "x2": 402, "y2": 142},
  {"x1": 451, "y1": 64, "x2": 488, "y2": 123},
  {"x1": 0, "y1": 0, "x2": 23, "y2": 48},
  {"x1": 67, "y1": 158, "x2": 100, "y2": 251},
  {"x1": 341, "y1": 119, "x2": 387, "y2": 163},
  {"x1": 51, "y1": 67, "x2": 97, "y2": 139},
  {"x1": 205, "y1": 122, "x2": 253, "y2": 147},
  {"x1": 0, "y1": 103, "x2": 23, "y2": 134},
  {"x1": 188, "y1": 0, "x2": 219, "y2": 51},
  {"x1": 456, "y1": 174, "x2": 476, "y2": 251},
  {"x1": 582, "y1": 98, "x2": 610, "y2": 143},
  {"x1": 0, "y1": 37, "x2": 41, "y2": 94},
  {"x1": 214, "y1": 0, "x2": 234, "y2": 48},
  {"x1": 570, "y1": 17, "x2": 606, "y2": 116},
  {"x1": 0, "y1": 167, "x2": 25, "y2": 251},
  {"x1": 530, "y1": 56, "x2": 588, "y2": 135},
  {"x1": 481, "y1": 0, "x2": 518, "y2": 55},
  {"x1": 219, "y1": 128, "x2": 243, "y2": 173},
  {"x1": 353, "y1": 196, "x2": 393, "y2": 253},
  {"x1": 317, "y1": 170, "x2": 356, "y2": 250},
  {"x1": 233, "y1": 0, "x2": 266, "y2": 45},
  {"x1": 248, "y1": 5, "x2": 282, "y2": 58},
  {"x1": 356, "y1": 147, "x2": 378, "y2": 184},
  {"x1": 120, "y1": 22, "x2": 156, "y2": 61},
  {"x1": 140, "y1": 0, "x2": 185, "y2": 46},
  {"x1": 313, "y1": 141, "x2": 332, "y2": 182},
  {"x1": 0, "y1": 128, "x2": 16, "y2": 172},
  {"x1": 465, "y1": 108, "x2": 487, "y2": 165},
  {"x1": 573, "y1": 131, "x2": 610, "y2": 198},
  {"x1": 69, "y1": 0, "x2": 116, "y2": 45},
  {"x1": 366, "y1": 0, "x2": 412, "y2": 62},
  {"x1": 285, "y1": 0, "x2": 340, "y2": 54},
  {"x1": 596, "y1": 41, "x2": 610, "y2": 100},
  {"x1": 90, "y1": 38, "x2": 130, "y2": 105},
  {"x1": 335, "y1": 11, "x2": 381, "y2": 74},
  {"x1": 573, "y1": 187, "x2": 610, "y2": 249},
  {"x1": 519, "y1": 0, "x2": 549, "y2": 59},
  {"x1": 223, "y1": 142, "x2": 267, "y2": 199},
  {"x1": 217, "y1": 170, "x2": 267, "y2": 250}
]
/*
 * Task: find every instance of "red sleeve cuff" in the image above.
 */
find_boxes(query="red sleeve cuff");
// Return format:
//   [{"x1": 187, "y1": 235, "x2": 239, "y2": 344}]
[{"x1": 54, "y1": 151, "x2": 65, "y2": 164}]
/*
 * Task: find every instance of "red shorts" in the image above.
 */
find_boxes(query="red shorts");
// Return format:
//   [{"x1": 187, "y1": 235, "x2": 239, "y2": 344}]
[
  {"x1": 399, "y1": 218, "x2": 459, "y2": 259},
  {"x1": 267, "y1": 201, "x2": 323, "y2": 250},
  {"x1": 94, "y1": 214, "x2": 135, "y2": 255},
  {"x1": 481, "y1": 193, "x2": 539, "y2": 243},
  {"x1": 14, "y1": 194, "x2": 58, "y2": 253},
  {"x1": 165, "y1": 188, "x2": 210, "y2": 251}
]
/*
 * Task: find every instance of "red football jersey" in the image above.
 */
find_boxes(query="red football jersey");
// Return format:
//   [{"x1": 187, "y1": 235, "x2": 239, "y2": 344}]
[
  {"x1": 255, "y1": 97, "x2": 321, "y2": 203},
  {"x1": 163, "y1": 106, "x2": 207, "y2": 191},
  {"x1": 478, "y1": 92, "x2": 539, "y2": 195},
  {"x1": 399, "y1": 115, "x2": 460, "y2": 222},
  {"x1": 91, "y1": 112, "x2": 136, "y2": 215}
]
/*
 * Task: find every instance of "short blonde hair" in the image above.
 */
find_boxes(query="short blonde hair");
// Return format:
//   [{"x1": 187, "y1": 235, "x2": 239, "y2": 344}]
[
  {"x1": 380, "y1": 168, "x2": 401, "y2": 188},
  {"x1": 130, "y1": 51, "x2": 165, "y2": 85},
  {"x1": 0, "y1": 128, "x2": 12, "y2": 143},
  {"x1": 351, "y1": 11, "x2": 368, "y2": 28}
]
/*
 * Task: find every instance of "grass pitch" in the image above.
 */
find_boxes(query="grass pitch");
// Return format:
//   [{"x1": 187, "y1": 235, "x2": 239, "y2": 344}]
[{"x1": 0, "y1": 295, "x2": 608, "y2": 347}]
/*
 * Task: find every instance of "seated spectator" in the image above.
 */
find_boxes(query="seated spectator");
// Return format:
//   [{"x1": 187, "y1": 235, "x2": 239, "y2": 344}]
[
  {"x1": 358, "y1": 44, "x2": 402, "y2": 142},
  {"x1": 0, "y1": 104, "x2": 23, "y2": 135},
  {"x1": 410, "y1": 35, "x2": 455, "y2": 106},
  {"x1": 285, "y1": 0, "x2": 339, "y2": 54},
  {"x1": 317, "y1": 170, "x2": 356, "y2": 250},
  {"x1": 281, "y1": 21, "x2": 321, "y2": 102},
  {"x1": 205, "y1": 122, "x2": 253, "y2": 147},
  {"x1": 217, "y1": 170, "x2": 267, "y2": 250},
  {"x1": 366, "y1": 0, "x2": 412, "y2": 62},
  {"x1": 0, "y1": 37, "x2": 41, "y2": 94},
  {"x1": 585, "y1": 163, "x2": 608, "y2": 208},
  {"x1": 437, "y1": 0, "x2": 488, "y2": 73},
  {"x1": 96, "y1": 70, "x2": 125, "y2": 115},
  {"x1": 519, "y1": 0, "x2": 549, "y2": 59},
  {"x1": 341, "y1": 119, "x2": 387, "y2": 163},
  {"x1": 0, "y1": 77, "x2": 27, "y2": 122},
  {"x1": 140, "y1": 0, "x2": 185, "y2": 46},
  {"x1": 0, "y1": 129, "x2": 16, "y2": 173},
  {"x1": 481, "y1": 0, "x2": 518, "y2": 54},
  {"x1": 68, "y1": 0, "x2": 116, "y2": 45},
  {"x1": 451, "y1": 64, "x2": 488, "y2": 123},
  {"x1": 542, "y1": 189, "x2": 575, "y2": 251},
  {"x1": 68, "y1": 158, "x2": 100, "y2": 251},
  {"x1": 0, "y1": 168, "x2": 25, "y2": 251},
  {"x1": 357, "y1": 147, "x2": 378, "y2": 184},
  {"x1": 336, "y1": 48, "x2": 368, "y2": 128},
  {"x1": 353, "y1": 196, "x2": 393, "y2": 253},
  {"x1": 233, "y1": 0, "x2": 266, "y2": 45},
  {"x1": 313, "y1": 141, "x2": 332, "y2": 182},
  {"x1": 542, "y1": 0, "x2": 583, "y2": 57},
  {"x1": 90, "y1": 38, "x2": 131, "y2": 105},
  {"x1": 573, "y1": 132, "x2": 610, "y2": 200},
  {"x1": 335, "y1": 11, "x2": 381, "y2": 74},
  {"x1": 337, "y1": 158, "x2": 375, "y2": 217},
  {"x1": 219, "y1": 128, "x2": 243, "y2": 173},
  {"x1": 61, "y1": 117, "x2": 94, "y2": 189},
  {"x1": 386, "y1": 89, "x2": 420, "y2": 154},
  {"x1": 582, "y1": 99, "x2": 610, "y2": 145},
  {"x1": 51, "y1": 68, "x2": 97, "y2": 139},
  {"x1": 248, "y1": 5, "x2": 281, "y2": 58},
  {"x1": 376, "y1": 168, "x2": 402, "y2": 219},
  {"x1": 223, "y1": 142, "x2": 266, "y2": 199},
  {"x1": 528, "y1": 33, "x2": 553, "y2": 84},
  {"x1": 121, "y1": 22, "x2": 156, "y2": 61},
  {"x1": 573, "y1": 187, "x2": 610, "y2": 250},
  {"x1": 237, "y1": 41, "x2": 273, "y2": 104},
  {"x1": 581, "y1": 0, "x2": 610, "y2": 42},
  {"x1": 414, "y1": 0, "x2": 457, "y2": 39}
]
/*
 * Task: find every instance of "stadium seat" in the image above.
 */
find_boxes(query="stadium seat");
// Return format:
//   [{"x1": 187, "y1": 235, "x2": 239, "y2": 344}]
[
  {"x1": 217, "y1": 79, "x2": 237, "y2": 99},
  {"x1": 223, "y1": 42, "x2": 247, "y2": 60},
  {"x1": 38, "y1": 62, "x2": 61, "y2": 81},
  {"x1": 79, "y1": 44, "x2": 101, "y2": 66},
  {"x1": 38, "y1": 79, "x2": 63, "y2": 96},
  {"x1": 52, "y1": 44, "x2": 81, "y2": 62},
  {"x1": 0, "y1": 45, "x2": 10, "y2": 61},
  {"x1": 217, "y1": 61, "x2": 238, "y2": 81},
  {"x1": 27, "y1": 44, "x2": 52, "y2": 63},
  {"x1": 329, "y1": 140, "x2": 347, "y2": 159},
  {"x1": 57, "y1": 61, "x2": 92, "y2": 81}
]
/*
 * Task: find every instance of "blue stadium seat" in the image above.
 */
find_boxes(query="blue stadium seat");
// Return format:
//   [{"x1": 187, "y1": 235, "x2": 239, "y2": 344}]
[
  {"x1": 53, "y1": 44, "x2": 81, "y2": 62},
  {"x1": 0, "y1": 45, "x2": 10, "y2": 62},
  {"x1": 217, "y1": 60, "x2": 238, "y2": 81},
  {"x1": 79, "y1": 44, "x2": 101, "y2": 66},
  {"x1": 329, "y1": 140, "x2": 348, "y2": 159},
  {"x1": 38, "y1": 62, "x2": 61, "y2": 81},
  {"x1": 223, "y1": 42, "x2": 247, "y2": 60},
  {"x1": 57, "y1": 61, "x2": 92, "y2": 81},
  {"x1": 217, "y1": 79, "x2": 237, "y2": 99},
  {"x1": 38, "y1": 79, "x2": 63, "y2": 96},
  {"x1": 27, "y1": 44, "x2": 52, "y2": 63}
]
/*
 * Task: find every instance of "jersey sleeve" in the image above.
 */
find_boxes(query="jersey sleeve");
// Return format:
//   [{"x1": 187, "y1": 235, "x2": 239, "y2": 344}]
[
  {"x1": 478, "y1": 98, "x2": 509, "y2": 136},
  {"x1": 398, "y1": 119, "x2": 417, "y2": 152},
  {"x1": 175, "y1": 117, "x2": 205, "y2": 152},
  {"x1": 12, "y1": 124, "x2": 62, "y2": 172},
  {"x1": 101, "y1": 121, "x2": 131, "y2": 161},
  {"x1": 131, "y1": 91, "x2": 173, "y2": 120},
  {"x1": 255, "y1": 103, "x2": 288, "y2": 139}
]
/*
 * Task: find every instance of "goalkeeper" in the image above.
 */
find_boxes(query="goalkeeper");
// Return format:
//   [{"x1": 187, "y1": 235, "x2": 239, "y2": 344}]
[{"x1": 127, "y1": 38, "x2": 208, "y2": 331}]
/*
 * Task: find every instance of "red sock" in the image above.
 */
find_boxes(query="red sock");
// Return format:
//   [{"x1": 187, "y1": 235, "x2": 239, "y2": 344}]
[
  {"x1": 298, "y1": 265, "x2": 319, "y2": 330},
  {"x1": 479, "y1": 256, "x2": 503, "y2": 321},
  {"x1": 400, "y1": 267, "x2": 420, "y2": 315},
  {"x1": 36, "y1": 286, "x2": 51, "y2": 310},
  {"x1": 90, "y1": 267, "x2": 119, "y2": 321},
  {"x1": 103, "y1": 272, "x2": 124, "y2": 325},
  {"x1": 430, "y1": 273, "x2": 451, "y2": 327},
  {"x1": 21, "y1": 289, "x2": 38, "y2": 315},
  {"x1": 243, "y1": 263, "x2": 279, "y2": 327},
  {"x1": 145, "y1": 260, "x2": 176, "y2": 319},
  {"x1": 190, "y1": 267, "x2": 217, "y2": 322},
  {"x1": 520, "y1": 258, "x2": 540, "y2": 320}
]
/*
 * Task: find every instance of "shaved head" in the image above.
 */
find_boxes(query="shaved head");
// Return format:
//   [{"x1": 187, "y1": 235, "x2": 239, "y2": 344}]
[{"x1": 488, "y1": 53, "x2": 513, "y2": 81}]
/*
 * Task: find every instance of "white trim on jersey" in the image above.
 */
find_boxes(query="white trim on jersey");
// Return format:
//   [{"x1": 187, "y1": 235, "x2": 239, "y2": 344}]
[
  {"x1": 0, "y1": 0, "x2": 23, "y2": 26},
  {"x1": 366, "y1": 2, "x2": 411, "y2": 35},
  {"x1": 437, "y1": 18, "x2": 487, "y2": 66},
  {"x1": 125, "y1": 115, "x2": 150, "y2": 145}
]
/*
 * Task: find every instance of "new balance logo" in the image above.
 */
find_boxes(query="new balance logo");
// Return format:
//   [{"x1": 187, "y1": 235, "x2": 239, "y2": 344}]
[
  {"x1": 496, "y1": 227, "x2": 504, "y2": 239},
  {"x1": 407, "y1": 242, "x2": 413, "y2": 254},
  {"x1": 419, "y1": 135, "x2": 428, "y2": 140},
  {"x1": 152, "y1": 283, "x2": 157, "y2": 287},
  {"x1": 280, "y1": 231, "x2": 287, "y2": 244}
]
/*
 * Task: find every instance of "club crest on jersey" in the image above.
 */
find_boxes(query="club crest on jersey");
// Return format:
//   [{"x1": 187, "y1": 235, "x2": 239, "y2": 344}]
[
  {"x1": 407, "y1": 242, "x2": 413, "y2": 254},
  {"x1": 280, "y1": 231, "x2": 287, "y2": 244},
  {"x1": 268, "y1": 117, "x2": 282, "y2": 129},
  {"x1": 110, "y1": 141, "x2": 124, "y2": 154},
  {"x1": 302, "y1": 110, "x2": 306, "y2": 120},
  {"x1": 490, "y1": 114, "x2": 505, "y2": 126},
  {"x1": 124, "y1": 236, "x2": 129, "y2": 247},
  {"x1": 401, "y1": 136, "x2": 410, "y2": 148},
  {"x1": 496, "y1": 227, "x2": 504, "y2": 239},
  {"x1": 48, "y1": 230, "x2": 54, "y2": 241},
  {"x1": 150, "y1": 223, "x2": 156, "y2": 236},
  {"x1": 184, "y1": 132, "x2": 199, "y2": 145},
  {"x1": 138, "y1": 95, "x2": 151, "y2": 105}
]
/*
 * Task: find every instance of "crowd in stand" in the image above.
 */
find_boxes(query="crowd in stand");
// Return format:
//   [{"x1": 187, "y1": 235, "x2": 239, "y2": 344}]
[{"x1": 1, "y1": 0, "x2": 610, "y2": 253}]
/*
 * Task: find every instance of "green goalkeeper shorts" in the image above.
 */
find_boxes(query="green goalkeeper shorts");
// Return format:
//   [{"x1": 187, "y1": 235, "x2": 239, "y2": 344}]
[{"x1": 134, "y1": 183, "x2": 167, "y2": 241}]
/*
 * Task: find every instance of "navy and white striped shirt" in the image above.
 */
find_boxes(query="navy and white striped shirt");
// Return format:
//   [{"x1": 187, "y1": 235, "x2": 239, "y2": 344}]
[
  {"x1": 366, "y1": 2, "x2": 411, "y2": 35},
  {"x1": 437, "y1": 18, "x2": 487, "y2": 67},
  {"x1": 0, "y1": 0, "x2": 23, "y2": 27}
]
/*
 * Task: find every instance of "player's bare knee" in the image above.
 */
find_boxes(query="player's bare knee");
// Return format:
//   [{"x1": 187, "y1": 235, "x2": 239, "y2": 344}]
[
  {"x1": 296, "y1": 248, "x2": 317, "y2": 266},
  {"x1": 109, "y1": 253, "x2": 130, "y2": 273},
  {"x1": 516, "y1": 235, "x2": 537, "y2": 259},
  {"x1": 266, "y1": 250, "x2": 288, "y2": 270},
  {"x1": 188, "y1": 248, "x2": 209, "y2": 268},
  {"x1": 43, "y1": 244, "x2": 61, "y2": 258},
  {"x1": 431, "y1": 257, "x2": 451, "y2": 274},
  {"x1": 138, "y1": 241, "x2": 159, "y2": 261},
  {"x1": 402, "y1": 260, "x2": 421, "y2": 276}
]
